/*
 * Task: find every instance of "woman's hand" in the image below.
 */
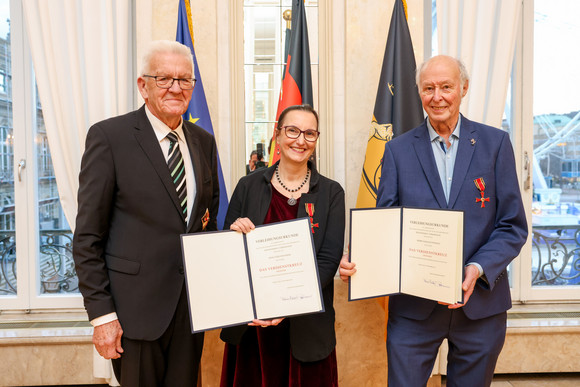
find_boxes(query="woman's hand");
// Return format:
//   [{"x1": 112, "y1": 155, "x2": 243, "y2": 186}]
[
  {"x1": 339, "y1": 253, "x2": 356, "y2": 282},
  {"x1": 249, "y1": 318, "x2": 285, "y2": 327},
  {"x1": 230, "y1": 217, "x2": 255, "y2": 234}
]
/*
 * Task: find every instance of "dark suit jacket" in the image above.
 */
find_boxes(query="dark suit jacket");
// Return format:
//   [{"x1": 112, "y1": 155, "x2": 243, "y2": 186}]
[
  {"x1": 377, "y1": 115, "x2": 528, "y2": 321},
  {"x1": 219, "y1": 161, "x2": 345, "y2": 362},
  {"x1": 73, "y1": 105, "x2": 219, "y2": 341}
]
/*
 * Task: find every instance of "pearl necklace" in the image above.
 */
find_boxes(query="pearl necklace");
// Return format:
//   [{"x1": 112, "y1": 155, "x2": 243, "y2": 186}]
[{"x1": 275, "y1": 165, "x2": 310, "y2": 206}]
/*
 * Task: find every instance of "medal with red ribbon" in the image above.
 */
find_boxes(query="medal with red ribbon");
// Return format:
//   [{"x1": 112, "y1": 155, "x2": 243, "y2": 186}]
[
  {"x1": 305, "y1": 203, "x2": 319, "y2": 233},
  {"x1": 201, "y1": 208, "x2": 210, "y2": 230},
  {"x1": 474, "y1": 178, "x2": 490, "y2": 208}
]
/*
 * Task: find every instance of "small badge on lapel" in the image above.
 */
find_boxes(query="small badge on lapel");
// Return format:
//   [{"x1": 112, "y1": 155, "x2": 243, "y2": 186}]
[
  {"x1": 474, "y1": 178, "x2": 490, "y2": 208},
  {"x1": 470, "y1": 138, "x2": 476, "y2": 145},
  {"x1": 201, "y1": 208, "x2": 210, "y2": 230},
  {"x1": 305, "y1": 203, "x2": 319, "y2": 234}
]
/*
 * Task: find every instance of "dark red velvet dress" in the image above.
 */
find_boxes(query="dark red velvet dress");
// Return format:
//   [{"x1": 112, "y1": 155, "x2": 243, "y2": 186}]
[{"x1": 220, "y1": 186, "x2": 338, "y2": 387}]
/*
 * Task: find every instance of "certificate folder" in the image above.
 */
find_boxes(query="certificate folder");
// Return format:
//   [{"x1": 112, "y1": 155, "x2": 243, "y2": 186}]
[
  {"x1": 349, "y1": 207, "x2": 464, "y2": 304},
  {"x1": 181, "y1": 217, "x2": 324, "y2": 333}
]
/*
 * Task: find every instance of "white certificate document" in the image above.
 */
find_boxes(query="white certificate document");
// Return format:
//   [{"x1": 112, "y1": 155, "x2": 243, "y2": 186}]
[
  {"x1": 349, "y1": 207, "x2": 464, "y2": 304},
  {"x1": 181, "y1": 217, "x2": 323, "y2": 333}
]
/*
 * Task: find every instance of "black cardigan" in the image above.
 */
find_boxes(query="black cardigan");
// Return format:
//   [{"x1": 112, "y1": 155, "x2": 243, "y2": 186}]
[{"x1": 219, "y1": 161, "x2": 345, "y2": 362}]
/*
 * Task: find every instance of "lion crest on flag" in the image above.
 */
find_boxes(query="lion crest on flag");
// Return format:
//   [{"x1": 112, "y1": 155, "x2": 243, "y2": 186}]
[
  {"x1": 356, "y1": 116, "x2": 393, "y2": 207},
  {"x1": 371, "y1": 118, "x2": 393, "y2": 142}
]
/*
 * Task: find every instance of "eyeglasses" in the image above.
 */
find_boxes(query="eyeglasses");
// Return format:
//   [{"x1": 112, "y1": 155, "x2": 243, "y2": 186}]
[
  {"x1": 281, "y1": 126, "x2": 320, "y2": 142},
  {"x1": 143, "y1": 75, "x2": 196, "y2": 90}
]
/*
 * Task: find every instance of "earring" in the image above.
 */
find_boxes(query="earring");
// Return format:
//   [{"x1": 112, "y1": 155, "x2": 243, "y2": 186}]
[{"x1": 277, "y1": 147, "x2": 280, "y2": 155}]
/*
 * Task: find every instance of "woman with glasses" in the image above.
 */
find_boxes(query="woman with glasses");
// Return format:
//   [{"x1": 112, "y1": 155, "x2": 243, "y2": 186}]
[{"x1": 219, "y1": 104, "x2": 345, "y2": 387}]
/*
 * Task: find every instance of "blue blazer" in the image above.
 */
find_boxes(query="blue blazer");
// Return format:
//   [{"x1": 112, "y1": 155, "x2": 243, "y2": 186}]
[{"x1": 377, "y1": 115, "x2": 528, "y2": 321}]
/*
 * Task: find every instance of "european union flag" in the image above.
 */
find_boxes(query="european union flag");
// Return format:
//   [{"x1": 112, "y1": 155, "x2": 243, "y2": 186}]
[{"x1": 177, "y1": 0, "x2": 228, "y2": 230}]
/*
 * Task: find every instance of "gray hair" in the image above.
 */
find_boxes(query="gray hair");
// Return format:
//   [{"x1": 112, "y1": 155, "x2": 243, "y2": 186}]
[
  {"x1": 416, "y1": 55, "x2": 469, "y2": 89},
  {"x1": 140, "y1": 40, "x2": 194, "y2": 76}
]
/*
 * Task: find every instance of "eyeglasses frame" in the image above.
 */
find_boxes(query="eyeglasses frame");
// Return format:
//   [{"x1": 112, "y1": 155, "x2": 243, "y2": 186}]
[
  {"x1": 280, "y1": 125, "x2": 320, "y2": 142},
  {"x1": 142, "y1": 75, "x2": 197, "y2": 90}
]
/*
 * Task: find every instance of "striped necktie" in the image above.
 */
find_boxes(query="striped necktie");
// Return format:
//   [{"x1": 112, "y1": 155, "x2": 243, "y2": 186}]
[{"x1": 166, "y1": 131, "x2": 187, "y2": 221}]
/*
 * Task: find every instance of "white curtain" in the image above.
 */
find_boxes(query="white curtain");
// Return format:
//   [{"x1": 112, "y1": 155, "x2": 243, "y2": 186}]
[
  {"x1": 22, "y1": 0, "x2": 134, "y2": 232},
  {"x1": 22, "y1": 2, "x2": 132, "y2": 384},
  {"x1": 436, "y1": 0, "x2": 521, "y2": 128}
]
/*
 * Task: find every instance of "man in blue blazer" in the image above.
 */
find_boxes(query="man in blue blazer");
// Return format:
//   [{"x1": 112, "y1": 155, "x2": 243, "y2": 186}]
[{"x1": 343, "y1": 55, "x2": 527, "y2": 386}]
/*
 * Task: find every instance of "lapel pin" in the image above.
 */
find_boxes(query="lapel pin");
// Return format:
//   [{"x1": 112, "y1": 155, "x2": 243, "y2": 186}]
[{"x1": 470, "y1": 138, "x2": 476, "y2": 145}]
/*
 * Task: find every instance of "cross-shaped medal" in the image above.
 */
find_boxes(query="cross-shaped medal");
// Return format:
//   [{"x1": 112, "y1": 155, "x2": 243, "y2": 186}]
[{"x1": 476, "y1": 191, "x2": 490, "y2": 208}]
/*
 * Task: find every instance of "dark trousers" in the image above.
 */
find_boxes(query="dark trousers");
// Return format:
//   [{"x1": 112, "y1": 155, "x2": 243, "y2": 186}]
[
  {"x1": 112, "y1": 285, "x2": 204, "y2": 387},
  {"x1": 387, "y1": 304, "x2": 507, "y2": 387}
]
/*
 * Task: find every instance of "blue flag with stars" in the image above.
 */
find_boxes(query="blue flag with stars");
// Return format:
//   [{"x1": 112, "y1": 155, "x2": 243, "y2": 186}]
[{"x1": 177, "y1": 0, "x2": 228, "y2": 230}]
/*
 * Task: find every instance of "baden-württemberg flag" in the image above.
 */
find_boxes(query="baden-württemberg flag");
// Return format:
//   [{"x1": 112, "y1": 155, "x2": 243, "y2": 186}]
[
  {"x1": 177, "y1": 0, "x2": 229, "y2": 230},
  {"x1": 355, "y1": 0, "x2": 424, "y2": 208}
]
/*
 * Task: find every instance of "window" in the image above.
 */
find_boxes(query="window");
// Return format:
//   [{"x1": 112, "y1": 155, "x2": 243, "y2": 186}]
[
  {"x1": 505, "y1": 0, "x2": 580, "y2": 301},
  {"x1": 431, "y1": 0, "x2": 580, "y2": 302},
  {"x1": 243, "y1": 0, "x2": 319, "y2": 166},
  {"x1": 0, "y1": 0, "x2": 79, "y2": 310},
  {"x1": 526, "y1": 0, "x2": 580, "y2": 295}
]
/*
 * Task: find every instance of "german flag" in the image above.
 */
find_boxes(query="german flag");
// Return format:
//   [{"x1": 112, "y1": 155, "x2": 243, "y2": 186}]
[{"x1": 268, "y1": 0, "x2": 313, "y2": 166}]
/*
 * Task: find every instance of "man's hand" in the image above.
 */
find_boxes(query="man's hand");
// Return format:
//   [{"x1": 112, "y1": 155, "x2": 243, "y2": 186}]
[
  {"x1": 445, "y1": 264, "x2": 479, "y2": 309},
  {"x1": 93, "y1": 319, "x2": 124, "y2": 359},
  {"x1": 339, "y1": 254, "x2": 356, "y2": 282}
]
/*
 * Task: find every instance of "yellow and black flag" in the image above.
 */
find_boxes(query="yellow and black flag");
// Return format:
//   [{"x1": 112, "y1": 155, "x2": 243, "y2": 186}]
[{"x1": 356, "y1": 0, "x2": 424, "y2": 208}]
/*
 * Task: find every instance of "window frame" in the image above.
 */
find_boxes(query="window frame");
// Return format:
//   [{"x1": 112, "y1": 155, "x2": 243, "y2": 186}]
[
  {"x1": 515, "y1": 0, "x2": 580, "y2": 302},
  {"x1": 1, "y1": 0, "x2": 84, "y2": 311}
]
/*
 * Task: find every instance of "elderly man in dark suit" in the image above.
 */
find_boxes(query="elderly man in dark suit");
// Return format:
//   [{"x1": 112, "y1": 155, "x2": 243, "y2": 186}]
[
  {"x1": 341, "y1": 55, "x2": 528, "y2": 387},
  {"x1": 73, "y1": 40, "x2": 219, "y2": 386}
]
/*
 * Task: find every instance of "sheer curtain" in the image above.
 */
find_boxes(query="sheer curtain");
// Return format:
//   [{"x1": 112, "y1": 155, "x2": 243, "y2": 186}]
[
  {"x1": 22, "y1": 1, "x2": 133, "y2": 384},
  {"x1": 22, "y1": 0, "x2": 134, "y2": 231},
  {"x1": 436, "y1": 0, "x2": 521, "y2": 128}
]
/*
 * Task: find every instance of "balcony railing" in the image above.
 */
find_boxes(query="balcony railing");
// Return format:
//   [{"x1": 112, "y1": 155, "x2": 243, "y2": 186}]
[
  {"x1": 532, "y1": 225, "x2": 580, "y2": 286},
  {"x1": 0, "y1": 229, "x2": 78, "y2": 295}
]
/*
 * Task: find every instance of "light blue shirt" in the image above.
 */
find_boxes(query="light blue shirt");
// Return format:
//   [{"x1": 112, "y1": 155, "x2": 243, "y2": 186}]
[
  {"x1": 427, "y1": 116, "x2": 461, "y2": 204},
  {"x1": 427, "y1": 116, "x2": 484, "y2": 279}
]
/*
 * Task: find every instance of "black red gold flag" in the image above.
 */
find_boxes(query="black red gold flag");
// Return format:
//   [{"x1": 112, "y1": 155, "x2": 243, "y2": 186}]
[{"x1": 268, "y1": 0, "x2": 313, "y2": 166}]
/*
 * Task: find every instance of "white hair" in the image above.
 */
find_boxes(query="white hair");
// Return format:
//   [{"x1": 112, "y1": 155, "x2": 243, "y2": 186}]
[
  {"x1": 416, "y1": 55, "x2": 470, "y2": 89},
  {"x1": 140, "y1": 40, "x2": 194, "y2": 76}
]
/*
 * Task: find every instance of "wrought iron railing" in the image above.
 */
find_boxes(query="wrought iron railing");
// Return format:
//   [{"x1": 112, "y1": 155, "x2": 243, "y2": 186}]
[
  {"x1": 1, "y1": 227, "x2": 578, "y2": 293},
  {"x1": 0, "y1": 230, "x2": 78, "y2": 295},
  {"x1": 532, "y1": 226, "x2": 580, "y2": 285}
]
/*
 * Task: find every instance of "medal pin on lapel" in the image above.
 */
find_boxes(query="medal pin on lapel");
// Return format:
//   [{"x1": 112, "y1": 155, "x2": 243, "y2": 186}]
[
  {"x1": 201, "y1": 208, "x2": 209, "y2": 230},
  {"x1": 474, "y1": 178, "x2": 489, "y2": 208},
  {"x1": 305, "y1": 203, "x2": 319, "y2": 233}
]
